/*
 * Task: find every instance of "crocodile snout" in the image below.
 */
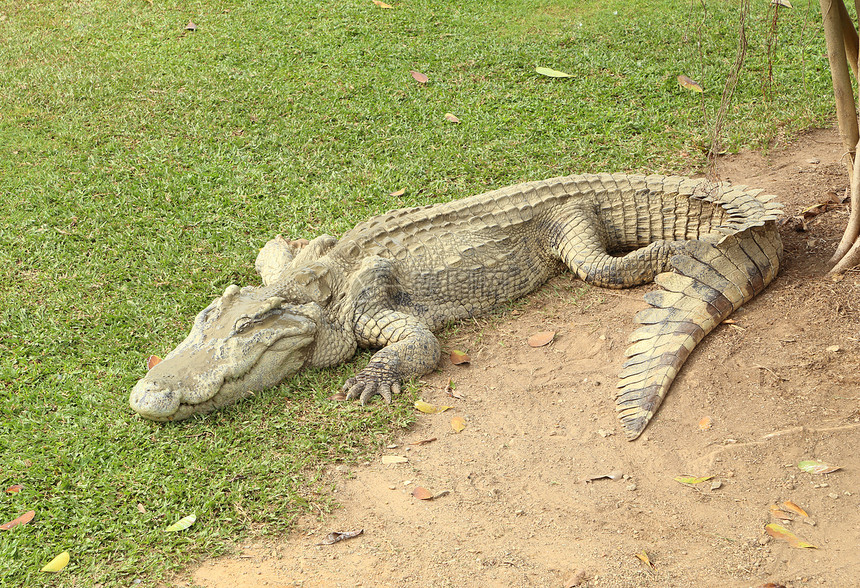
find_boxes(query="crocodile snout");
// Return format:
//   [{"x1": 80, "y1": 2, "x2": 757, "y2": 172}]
[{"x1": 129, "y1": 378, "x2": 181, "y2": 421}]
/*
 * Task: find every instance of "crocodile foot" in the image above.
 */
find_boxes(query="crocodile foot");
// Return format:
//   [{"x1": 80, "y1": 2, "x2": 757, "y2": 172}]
[{"x1": 343, "y1": 361, "x2": 402, "y2": 405}]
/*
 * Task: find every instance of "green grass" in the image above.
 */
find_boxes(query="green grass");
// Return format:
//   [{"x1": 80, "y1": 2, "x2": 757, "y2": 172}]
[{"x1": 0, "y1": 0, "x2": 833, "y2": 584}]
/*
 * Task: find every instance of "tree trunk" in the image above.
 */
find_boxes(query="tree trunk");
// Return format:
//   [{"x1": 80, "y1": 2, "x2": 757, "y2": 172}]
[{"x1": 819, "y1": 0, "x2": 860, "y2": 272}]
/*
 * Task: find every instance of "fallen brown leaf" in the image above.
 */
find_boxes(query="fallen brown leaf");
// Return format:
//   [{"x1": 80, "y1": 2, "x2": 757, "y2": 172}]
[
  {"x1": 582, "y1": 470, "x2": 623, "y2": 483},
  {"x1": 527, "y1": 331, "x2": 555, "y2": 347},
  {"x1": 372, "y1": 0, "x2": 393, "y2": 7},
  {"x1": 564, "y1": 569, "x2": 586, "y2": 587},
  {"x1": 147, "y1": 355, "x2": 162, "y2": 370},
  {"x1": 184, "y1": 21, "x2": 197, "y2": 31},
  {"x1": 317, "y1": 529, "x2": 364, "y2": 545},
  {"x1": 450, "y1": 350, "x2": 470, "y2": 365},
  {"x1": 782, "y1": 500, "x2": 809, "y2": 517},
  {"x1": 765, "y1": 523, "x2": 816, "y2": 548},
  {"x1": 444, "y1": 379, "x2": 463, "y2": 399},
  {"x1": 635, "y1": 549, "x2": 655, "y2": 570},
  {"x1": 444, "y1": 112, "x2": 460, "y2": 123},
  {"x1": 381, "y1": 455, "x2": 408, "y2": 464},
  {"x1": 412, "y1": 486, "x2": 433, "y2": 500},
  {"x1": 698, "y1": 416, "x2": 712, "y2": 431},
  {"x1": 1, "y1": 510, "x2": 35, "y2": 531},
  {"x1": 5, "y1": 484, "x2": 22, "y2": 494},
  {"x1": 409, "y1": 437, "x2": 437, "y2": 446},
  {"x1": 410, "y1": 70, "x2": 429, "y2": 84},
  {"x1": 769, "y1": 504, "x2": 793, "y2": 521},
  {"x1": 450, "y1": 416, "x2": 466, "y2": 433},
  {"x1": 677, "y1": 74, "x2": 703, "y2": 92}
]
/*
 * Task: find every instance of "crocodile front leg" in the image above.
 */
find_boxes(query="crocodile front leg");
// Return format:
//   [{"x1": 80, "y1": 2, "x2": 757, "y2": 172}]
[{"x1": 343, "y1": 310, "x2": 441, "y2": 404}]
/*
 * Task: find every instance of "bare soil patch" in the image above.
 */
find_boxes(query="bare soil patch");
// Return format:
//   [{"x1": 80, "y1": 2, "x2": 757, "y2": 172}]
[{"x1": 188, "y1": 128, "x2": 860, "y2": 587}]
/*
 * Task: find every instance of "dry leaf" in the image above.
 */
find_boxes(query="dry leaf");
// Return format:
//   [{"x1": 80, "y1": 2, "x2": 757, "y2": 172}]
[
  {"x1": 444, "y1": 379, "x2": 463, "y2": 399},
  {"x1": 451, "y1": 416, "x2": 466, "y2": 432},
  {"x1": 709, "y1": 479, "x2": 722, "y2": 491},
  {"x1": 372, "y1": 0, "x2": 393, "y2": 7},
  {"x1": 409, "y1": 437, "x2": 437, "y2": 446},
  {"x1": 317, "y1": 529, "x2": 364, "y2": 545},
  {"x1": 765, "y1": 523, "x2": 816, "y2": 548},
  {"x1": 444, "y1": 112, "x2": 460, "y2": 123},
  {"x1": 798, "y1": 459, "x2": 841, "y2": 474},
  {"x1": 414, "y1": 400, "x2": 452, "y2": 414},
  {"x1": 137, "y1": 503, "x2": 147, "y2": 514},
  {"x1": 40, "y1": 551, "x2": 70, "y2": 573},
  {"x1": 184, "y1": 21, "x2": 197, "y2": 31},
  {"x1": 635, "y1": 549, "x2": 655, "y2": 570},
  {"x1": 698, "y1": 416, "x2": 712, "y2": 431},
  {"x1": 6, "y1": 484, "x2": 22, "y2": 494},
  {"x1": 389, "y1": 188, "x2": 406, "y2": 197},
  {"x1": 528, "y1": 331, "x2": 555, "y2": 347},
  {"x1": 412, "y1": 486, "x2": 433, "y2": 500},
  {"x1": 582, "y1": 470, "x2": 623, "y2": 483},
  {"x1": 381, "y1": 455, "x2": 408, "y2": 464},
  {"x1": 329, "y1": 392, "x2": 347, "y2": 401},
  {"x1": 782, "y1": 500, "x2": 809, "y2": 517},
  {"x1": 769, "y1": 504, "x2": 793, "y2": 521},
  {"x1": 564, "y1": 569, "x2": 586, "y2": 587},
  {"x1": 673, "y1": 475, "x2": 714, "y2": 485},
  {"x1": 165, "y1": 514, "x2": 196, "y2": 532},
  {"x1": 758, "y1": 583, "x2": 787, "y2": 588},
  {"x1": 677, "y1": 74, "x2": 704, "y2": 92},
  {"x1": 1, "y1": 510, "x2": 35, "y2": 531},
  {"x1": 450, "y1": 350, "x2": 470, "y2": 365},
  {"x1": 147, "y1": 355, "x2": 162, "y2": 370},
  {"x1": 535, "y1": 66, "x2": 572, "y2": 78},
  {"x1": 410, "y1": 70, "x2": 428, "y2": 84}
]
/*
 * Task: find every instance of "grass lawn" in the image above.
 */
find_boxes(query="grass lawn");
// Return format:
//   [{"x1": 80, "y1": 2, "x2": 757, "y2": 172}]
[{"x1": 0, "y1": 0, "x2": 833, "y2": 585}]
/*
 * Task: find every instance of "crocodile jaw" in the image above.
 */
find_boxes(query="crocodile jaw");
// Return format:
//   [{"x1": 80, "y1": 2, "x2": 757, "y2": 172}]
[{"x1": 130, "y1": 295, "x2": 319, "y2": 421}]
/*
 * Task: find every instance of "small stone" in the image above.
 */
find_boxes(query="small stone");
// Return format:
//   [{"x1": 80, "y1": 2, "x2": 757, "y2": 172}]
[
  {"x1": 388, "y1": 485, "x2": 397, "y2": 490},
  {"x1": 802, "y1": 518, "x2": 817, "y2": 526},
  {"x1": 808, "y1": 158, "x2": 820, "y2": 164},
  {"x1": 828, "y1": 492, "x2": 839, "y2": 499},
  {"x1": 387, "y1": 444, "x2": 398, "y2": 449},
  {"x1": 597, "y1": 429, "x2": 614, "y2": 438},
  {"x1": 826, "y1": 345, "x2": 841, "y2": 353},
  {"x1": 626, "y1": 483, "x2": 637, "y2": 491},
  {"x1": 758, "y1": 536, "x2": 770, "y2": 545}
]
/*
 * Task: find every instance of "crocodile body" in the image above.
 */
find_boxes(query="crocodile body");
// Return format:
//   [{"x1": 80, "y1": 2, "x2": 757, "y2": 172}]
[{"x1": 130, "y1": 173, "x2": 782, "y2": 439}]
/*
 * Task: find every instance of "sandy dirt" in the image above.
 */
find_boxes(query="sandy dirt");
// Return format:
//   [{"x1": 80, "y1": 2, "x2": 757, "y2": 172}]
[{"x1": 186, "y1": 128, "x2": 860, "y2": 588}]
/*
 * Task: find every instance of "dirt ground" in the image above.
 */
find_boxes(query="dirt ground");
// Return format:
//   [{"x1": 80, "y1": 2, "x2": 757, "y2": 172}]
[{"x1": 187, "y1": 128, "x2": 860, "y2": 588}]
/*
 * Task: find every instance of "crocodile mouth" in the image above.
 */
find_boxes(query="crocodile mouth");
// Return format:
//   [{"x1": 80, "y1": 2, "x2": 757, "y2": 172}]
[
  {"x1": 130, "y1": 326, "x2": 314, "y2": 421},
  {"x1": 131, "y1": 351, "x2": 288, "y2": 421}
]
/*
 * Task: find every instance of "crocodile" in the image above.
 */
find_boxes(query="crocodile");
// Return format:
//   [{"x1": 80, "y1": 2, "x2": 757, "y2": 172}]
[{"x1": 129, "y1": 173, "x2": 782, "y2": 439}]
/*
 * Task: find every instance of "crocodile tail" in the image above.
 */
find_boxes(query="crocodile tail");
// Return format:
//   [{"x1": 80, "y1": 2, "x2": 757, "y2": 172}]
[{"x1": 615, "y1": 222, "x2": 781, "y2": 440}]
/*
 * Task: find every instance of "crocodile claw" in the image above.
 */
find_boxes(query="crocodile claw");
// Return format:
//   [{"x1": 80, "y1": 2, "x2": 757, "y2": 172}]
[{"x1": 343, "y1": 375, "x2": 401, "y2": 405}]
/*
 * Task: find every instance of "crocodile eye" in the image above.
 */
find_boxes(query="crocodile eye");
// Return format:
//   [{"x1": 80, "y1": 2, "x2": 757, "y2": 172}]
[{"x1": 234, "y1": 318, "x2": 253, "y2": 333}]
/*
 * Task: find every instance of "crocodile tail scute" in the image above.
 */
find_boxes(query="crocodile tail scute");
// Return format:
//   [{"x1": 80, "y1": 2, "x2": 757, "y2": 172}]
[{"x1": 616, "y1": 219, "x2": 781, "y2": 440}]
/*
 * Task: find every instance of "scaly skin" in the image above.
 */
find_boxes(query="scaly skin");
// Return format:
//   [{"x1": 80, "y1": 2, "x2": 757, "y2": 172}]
[{"x1": 130, "y1": 173, "x2": 782, "y2": 439}]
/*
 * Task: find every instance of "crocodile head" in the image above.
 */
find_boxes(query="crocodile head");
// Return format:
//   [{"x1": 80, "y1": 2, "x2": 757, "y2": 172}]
[{"x1": 130, "y1": 284, "x2": 319, "y2": 421}]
